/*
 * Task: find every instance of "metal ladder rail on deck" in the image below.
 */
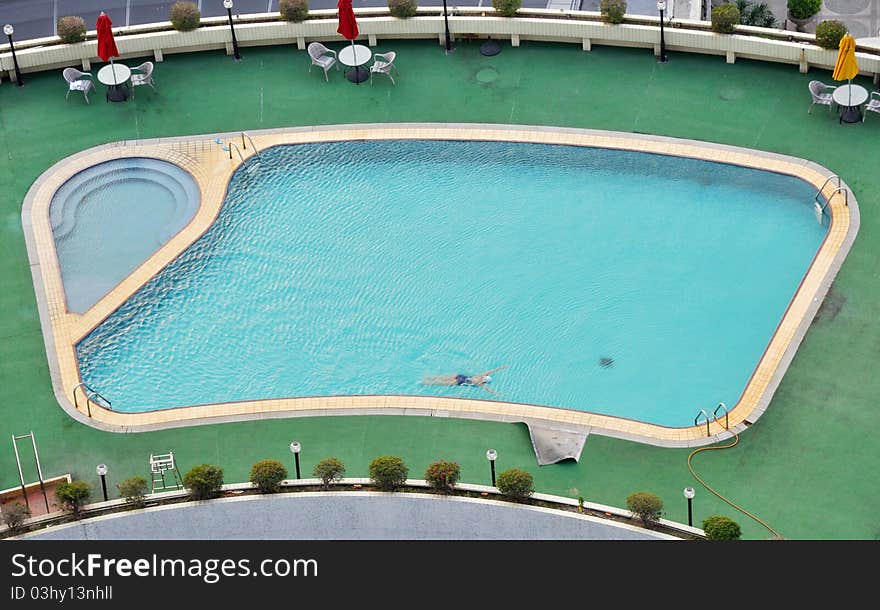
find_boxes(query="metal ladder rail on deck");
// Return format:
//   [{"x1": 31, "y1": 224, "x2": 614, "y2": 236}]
[
  {"x1": 73, "y1": 382, "x2": 112, "y2": 418},
  {"x1": 713, "y1": 402, "x2": 729, "y2": 431},
  {"x1": 814, "y1": 175, "x2": 848, "y2": 214},
  {"x1": 240, "y1": 132, "x2": 259, "y2": 157},
  {"x1": 694, "y1": 409, "x2": 711, "y2": 437}
]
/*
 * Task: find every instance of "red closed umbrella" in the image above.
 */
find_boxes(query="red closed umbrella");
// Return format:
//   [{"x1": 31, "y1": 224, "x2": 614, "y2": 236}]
[
  {"x1": 337, "y1": 0, "x2": 359, "y2": 41},
  {"x1": 96, "y1": 12, "x2": 119, "y2": 63}
]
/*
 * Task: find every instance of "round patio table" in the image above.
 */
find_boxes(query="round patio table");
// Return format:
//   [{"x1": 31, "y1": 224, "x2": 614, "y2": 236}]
[
  {"x1": 832, "y1": 84, "x2": 868, "y2": 124},
  {"x1": 338, "y1": 44, "x2": 371, "y2": 84},
  {"x1": 97, "y1": 63, "x2": 131, "y2": 102}
]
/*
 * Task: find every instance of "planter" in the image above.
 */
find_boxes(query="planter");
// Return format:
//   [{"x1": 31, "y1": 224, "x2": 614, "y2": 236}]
[{"x1": 787, "y1": 10, "x2": 817, "y2": 33}]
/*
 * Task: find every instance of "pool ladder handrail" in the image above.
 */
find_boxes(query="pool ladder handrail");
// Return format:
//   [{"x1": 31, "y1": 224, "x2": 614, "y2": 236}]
[
  {"x1": 814, "y1": 175, "x2": 848, "y2": 213},
  {"x1": 240, "y1": 132, "x2": 259, "y2": 157},
  {"x1": 73, "y1": 382, "x2": 112, "y2": 418},
  {"x1": 694, "y1": 402, "x2": 730, "y2": 437}
]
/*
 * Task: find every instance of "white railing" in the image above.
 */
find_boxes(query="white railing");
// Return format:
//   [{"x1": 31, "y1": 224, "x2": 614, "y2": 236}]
[{"x1": 1, "y1": 9, "x2": 879, "y2": 83}]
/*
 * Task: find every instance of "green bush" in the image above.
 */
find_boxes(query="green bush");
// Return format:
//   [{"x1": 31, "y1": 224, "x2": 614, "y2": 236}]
[
  {"x1": 599, "y1": 0, "x2": 626, "y2": 25},
  {"x1": 711, "y1": 3, "x2": 741, "y2": 34},
  {"x1": 787, "y1": 0, "x2": 822, "y2": 20},
  {"x1": 736, "y1": 0, "x2": 777, "y2": 28},
  {"x1": 116, "y1": 476, "x2": 149, "y2": 507},
  {"x1": 249, "y1": 459, "x2": 288, "y2": 494},
  {"x1": 183, "y1": 464, "x2": 224, "y2": 500},
  {"x1": 56, "y1": 480, "x2": 92, "y2": 516},
  {"x1": 702, "y1": 515, "x2": 742, "y2": 540},
  {"x1": 496, "y1": 468, "x2": 534, "y2": 501},
  {"x1": 1, "y1": 502, "x2": 31, "y2": 535},
  {"x1": 369, "y1": 456, "x2": 409, "y2": 491},
  {"x1": 313, "y1": 457, "x2": 346, "y2": 490},
  {"x1": 814, "y1": 19, "x2": 848, "y2": 50},
  {"x1": 169, "y1": 1, "x2": 201, "y2": 32},
  {"x1": 279, "y1": 0, "x2": 309, "y2": 22},
  {"x1": 492, "y1": 0, "x2": 521, "y2": 18},
  {"x1": 388, "y1": 0, "x2": 418, "y2": 18},
  {"x1": 424, "y1": 460, "x2": 461, "y2": 494},
  {"x1": 625, "y1": 491, "x2": 663, "y2": 528},
  {"x1": 57, "y1": 16, "x2": 87, "y2": 44}
]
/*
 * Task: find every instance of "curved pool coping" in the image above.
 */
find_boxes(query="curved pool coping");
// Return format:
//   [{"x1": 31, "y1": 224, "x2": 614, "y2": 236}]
[{"x1": 20, "y1": 123, "x2": 860, "y2": 448}]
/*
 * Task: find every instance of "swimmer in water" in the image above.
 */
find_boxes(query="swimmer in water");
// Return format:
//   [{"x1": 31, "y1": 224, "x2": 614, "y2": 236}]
[{"x1": 421, "y1": 365, "x2": 508, "y2": 395}]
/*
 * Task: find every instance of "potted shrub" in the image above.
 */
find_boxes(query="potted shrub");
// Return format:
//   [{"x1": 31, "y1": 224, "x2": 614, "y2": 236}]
[
  {"x1": 56, "y1": 480, "x2": 92, "y2": 517},
  {"x1": 814, "y1": 19, "x2": 847, "y2": 50},
  {"x1": 279, "y1": 0, "x2": 309, "y2": 22},
  {"x1": 368, "y1": 456, "x2": 409, "y2": 491},
  {"x1": 249, "y1": 459, "x2": 288, "y2": 494},
  {"x1": 625, "y1": 491, "x2": 663, "y2": 528},
  {"x1": 787, "y1": 0, "x2": 822, "y2": 32},
  {"x1": 170, "y1": 1, "x2": 201, "y2": 32},
  {"x1": 492, "y1": 0, "x2": 521, "y2": 18},
  {"x1": 388, "y1": 0, "x2": 418, "y2": 18},
  {"x1": 424, "y1": 459, "x2": 461, "y2": 494},
  {"x1": 313, "y1": 457, "x2": 346, "y2": 490},
  {"x1": 736, "y1": 0, "x2": 777, "y2": 28},
  {"x1": 116, "y1": 476, "x2": 149, "y2": 508},
  {"x1": 183, "y1": 464, "x2": 224, "y2": 500},
  {"x1": 599, "y1": 0, "x2": 626, "y2": 25},
  {"x1": 702, "y1": 515, "x2": 742, "y2": 540},
  {"x1": 711, "y1": 3, "x2": 741, "y2": 34},
  {"x1": 57, "y1": 16, "x2": 87, "y2": 44},
  {"x1": 496, "y1": 468, "x2": 534, "y2": 501}
]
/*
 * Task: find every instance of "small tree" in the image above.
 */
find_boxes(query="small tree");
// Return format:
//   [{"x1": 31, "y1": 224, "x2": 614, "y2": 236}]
[
  {"x1": 250, "y1": 459, "x2": 288, "y2": 494},
  {"x1": 56, "y1": 480, "x2": 92, "y2": 516},
  {"x1": 57, "y1": 16, "x2": 87, "y2": 44},
  {"x1": 787, "y1": 0, "x2": 822, "y2": 20},
  {"x1": 279, "y1": 0, "x2": 309, "y2": 22},
  {"x1": 369, "y1": 456, "x2": 409, "y2": 491},
  {"x1": 814, "y1": 20, "x2": 848, "y2": 50},
  {"x1": 736, "y1": 0, "x2": 777, "y2": 28},
  {"x1": 170, "y1": 1, "x2": 201, "y2": 32},
  {"x1": 599, "y1": 0, "x2": 627, "y2": 25},
  {"x1": 497, "y1": 468, "x2": 534, "y2": 501},
  {"x1": 702, "y1": 515, "x2": 742, "y2": 540},
  {"x1": 711, "y1": 3, "x2": 741, "y2": 34},
  {"x1": 313, "y1": 457, "x2": 346, "y2": 490},
  {"x1": 116, "y1": 476, "x2": 149, "y2": 508},
  {"x1": 183, "y1": 464, "x2": 224, "y2": 500},
  {"x1": 625, "y1": 491, "x2": 664, "y2": 528},
  {"x1": 388, "y1": 0, "x2": 418, "y2": 18},
  {"x1": 492, "y1": 0, "x2": 521, "y2": 18},
  {"x1": 1, "y1": 503, "x2": 31, "y2": 535},
  {"x1": 424, "y1": 460, "x2": 461, "y2": 494}
]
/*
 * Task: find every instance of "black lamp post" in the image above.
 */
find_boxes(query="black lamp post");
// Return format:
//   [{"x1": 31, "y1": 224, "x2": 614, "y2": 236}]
[
  {"x1": 290, "y1": 441, "x2": 302, "y2": 479},
  {"x1": 657, "y1": 0, "x2": 668, "y2": 64},
  {"x1": 683, "y1": 486, "x2": 695, "y2": 527},
  {"x1": 223, "y1": 0, "x2": 241, "y2": 61},
  {"x1": 486, "y1": 449, "x2": 497, "y2": 487},
  {"x1": 4, "y1": 24, "x2": 24, "y2": 86},
  {"x1": 441, "y1": 0, "x2": 453, "y2": 54},
  {"x1": 96, "y1": 464, "x2": 109, "y2": 502}
]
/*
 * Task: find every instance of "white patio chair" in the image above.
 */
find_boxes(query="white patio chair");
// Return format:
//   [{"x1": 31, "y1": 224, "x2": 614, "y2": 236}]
[
  {"x1": 130, "y1": 61, "x2": 156, "y2": 98},
  {"x1": 307, "y1": 42, "x2": 338, "y2": 81},
  {"x1": 370, "y1": 51, "x2": 398, "y2": 86},
  {"x1": 863, "y1": 91, "x2": 880, "y2": 122},
  {"x1": 63, "y1": 67, "x2": 94, "y2": 104},
  {"x1": 807, "y1": 80, "x2": 836, "y2": 114}
]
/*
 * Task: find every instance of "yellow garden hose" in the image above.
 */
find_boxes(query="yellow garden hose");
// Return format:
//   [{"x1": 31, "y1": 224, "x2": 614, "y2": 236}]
[{"x1": 687, "y1": 433, "x2": 784, "y2": 540}]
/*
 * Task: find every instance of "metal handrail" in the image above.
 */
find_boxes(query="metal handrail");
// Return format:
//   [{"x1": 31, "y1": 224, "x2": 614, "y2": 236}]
[
  {"x1": 694, "y1": 409, "x2": 711, "y2": 437},
  {"x1": 240, "y1": 132, "x2": 259, "y2": 156},
  {"x1": 73, "y1": 382, "x2": 111, "y2": 418},
  {"x1": 814, "y1": 178, "x2": 848, "y2": 212},
  {"x1": 713, "y1": 402, "x2": 729, "y2": 430}
]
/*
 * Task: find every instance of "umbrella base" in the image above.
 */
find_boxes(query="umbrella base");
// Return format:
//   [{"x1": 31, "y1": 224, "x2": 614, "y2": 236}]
[
  {"x1": 106, "y1": 84, "x2": 129, "y2": 103},
  {"x1": 839, "y1": 106, "x2": 862, "y2": 124},
  {"x1": 346, "y1": 67, "x2": 370, "y2": 84},
  {"x1": 480, "y1": 39, "x2": 501, "y2": 57}
]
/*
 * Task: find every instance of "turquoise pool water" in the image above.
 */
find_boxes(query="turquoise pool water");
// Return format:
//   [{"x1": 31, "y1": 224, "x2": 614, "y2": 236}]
[
  {"x1": 50, "y1": 157, "x2": 200, "y2": 313},
  {"x1": 75, "y1": 140, "x2": 827, "y2": 426}
]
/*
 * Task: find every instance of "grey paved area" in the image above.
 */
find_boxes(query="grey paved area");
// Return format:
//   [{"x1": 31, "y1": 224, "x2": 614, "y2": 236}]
[{"x1": 16, "y1": 492, "x2": 678, "y2": 539}]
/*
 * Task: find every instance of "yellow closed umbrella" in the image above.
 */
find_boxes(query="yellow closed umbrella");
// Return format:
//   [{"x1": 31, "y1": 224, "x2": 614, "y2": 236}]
[{"x1": 832, "y1": 34, "x2": 859, "y2": 109}]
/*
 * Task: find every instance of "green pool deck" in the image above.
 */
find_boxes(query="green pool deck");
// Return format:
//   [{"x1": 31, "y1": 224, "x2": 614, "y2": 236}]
[{"x1": 1, "y1": 39, "x2": 879, "y2": 540}]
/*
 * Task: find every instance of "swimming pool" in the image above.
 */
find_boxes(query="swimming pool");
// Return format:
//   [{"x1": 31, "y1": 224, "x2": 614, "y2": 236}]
[
  {"x1": 49, "y1": 157, "x2": 200, "y2": 313},
  {"x1": 71, "y1": 139, "x2": 829, "y2": 427}
]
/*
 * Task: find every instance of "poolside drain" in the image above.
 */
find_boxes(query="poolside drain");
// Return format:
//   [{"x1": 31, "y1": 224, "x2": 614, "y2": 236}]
[
  {"x1": 475, "y1": 67, "x2": 499, "y2": 84},
  {"x1": 599, "y1": 356, "x2": 614, "y2": 368}
]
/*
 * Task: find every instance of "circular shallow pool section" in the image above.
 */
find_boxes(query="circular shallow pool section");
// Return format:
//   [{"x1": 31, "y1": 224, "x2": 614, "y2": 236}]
[
  {"x1": 50, "y1": 157, "x2": 200, "y2": 313},
  {"x1": 76, "y1": 140, "x2": 827, "y2": 426}
]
